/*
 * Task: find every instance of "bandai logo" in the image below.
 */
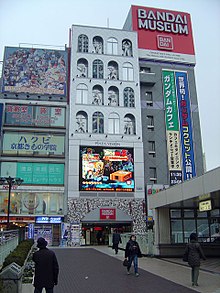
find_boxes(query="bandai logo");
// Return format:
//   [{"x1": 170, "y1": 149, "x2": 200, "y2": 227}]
[{"x1": 157, "y1": 35, "x2": 173, "y2": 50}]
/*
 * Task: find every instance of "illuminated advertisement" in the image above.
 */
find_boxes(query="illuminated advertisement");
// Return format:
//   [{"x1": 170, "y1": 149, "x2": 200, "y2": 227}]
[
  {"x1": 0, "y1": 162, "x2": 64, "y2": 185},
  {"x1": 79, "y1": 146, "x2": 134, "y2": 192},
  {"x1": 162, "y1": 70, "x2": 182, "y2": 185},
  {"x1": 5, "y1": 104, "x2": 65, "y2": 127},
  {"x1": 128, "y1": 6, "x2": 195, "y2": 64},
  {"x1": 2, "y1": 47, "x2": 67, "y2": 96},
  {"x1": 175, "y1": 71, "x2": 196, "y2": 180},
  {"x1": 3, "y1": 132, "x2": 65, "y2": 156}
]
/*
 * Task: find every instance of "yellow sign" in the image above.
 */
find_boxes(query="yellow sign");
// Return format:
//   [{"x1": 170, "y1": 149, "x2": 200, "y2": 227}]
[{"x1": 199, "y1": 200, "x2": 212, "y2": 212}]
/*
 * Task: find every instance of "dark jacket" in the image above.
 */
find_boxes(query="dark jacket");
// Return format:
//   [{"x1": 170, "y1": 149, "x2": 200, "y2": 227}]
[
  {"x1": 125, "y1": 240, "x2": 142, "y2": 258},
  {"x1": 184, "y1": 240, "x2": 206, "y2": 267},
  {"x1": 33, "y1": 247, "x2": 59, "y2": 288},
  {"x1": 112, "y1": 233, "x2": 122, "y2": 245}
]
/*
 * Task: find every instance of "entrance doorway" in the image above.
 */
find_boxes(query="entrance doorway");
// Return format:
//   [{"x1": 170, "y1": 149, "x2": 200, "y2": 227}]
[{"x1": 81, "y1": 223, "x2": 132, "y2": 245}]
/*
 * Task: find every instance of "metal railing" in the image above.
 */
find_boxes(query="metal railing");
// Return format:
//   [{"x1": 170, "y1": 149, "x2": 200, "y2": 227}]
[{"x1": 0, "y1": 230, "x2": 19, "y2": 267}]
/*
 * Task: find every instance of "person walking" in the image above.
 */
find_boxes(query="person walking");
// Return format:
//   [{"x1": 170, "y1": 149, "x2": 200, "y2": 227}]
[
  {"x1": 33, "y1": 237, "x2": 59, "y2": 293},
  {"x1": 112, "y1": 229, "x2": 122, "y2": 254},
  {"x1": 125, "y1": 234, "x2": 142, "y2": 277},
  {"x1": 184, "y1": 232, "x2": 206, "y2": 287}
]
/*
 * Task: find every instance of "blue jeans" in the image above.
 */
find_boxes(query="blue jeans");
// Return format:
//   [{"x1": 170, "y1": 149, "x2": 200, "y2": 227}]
[
  {"x1": 127, "y1": 255, "x2": 138, "y2": 274},
  {"x1": 34, "y1": 287, "x2": 54, "y2": 293}
]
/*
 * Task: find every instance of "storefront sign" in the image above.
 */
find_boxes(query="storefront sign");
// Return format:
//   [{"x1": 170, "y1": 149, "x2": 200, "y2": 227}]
[
  {"x1": 100, "y1": 208, "x2": 116, "y2": 220},
  {"x1": 199, "y1": 200, "x2": 212, "y2": 212},
  {"x1": 36, "y1": 216, "x2": 63, "y2": 224}
]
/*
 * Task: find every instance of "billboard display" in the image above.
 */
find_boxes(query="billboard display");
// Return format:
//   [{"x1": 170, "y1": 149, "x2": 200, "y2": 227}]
[
  {"x1": 79, "y1": 146, "x2": 134, "y2": 192},
  {"x1": 2, "y1": 47, "x2": 67, "y2": 96},
  {"x1": 0, "y1": 162, "x2": 64, "y2": 185},
  {"x1": 5, "y1": 104, "x2": 65, "y2": 127},
  {"x1": 3, "y1": 132, "x2": 65, "y2": 156},
  {"x1": 130, "y1": 5, "x2": 195, "y2": 64}
]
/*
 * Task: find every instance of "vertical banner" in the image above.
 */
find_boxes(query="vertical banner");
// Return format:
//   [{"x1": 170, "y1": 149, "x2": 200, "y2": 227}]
[
  {"x1": 175, "y1": 71, "x2": 196, "y2": 180},
  {"x1": 0, "y1": 103, "x2": 3, "y2": 138},
  {"x1": 162, "y1": 70, "x2": 182, "y2": 185}
]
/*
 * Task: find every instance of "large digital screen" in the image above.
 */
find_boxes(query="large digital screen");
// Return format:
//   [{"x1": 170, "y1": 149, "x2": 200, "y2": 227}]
[
  {"x1": 79, "y1": 146, "x2": 134, "y2": 192},
  {"x1": 2, "y1": 47, "x2": 67, "y2": 96}
]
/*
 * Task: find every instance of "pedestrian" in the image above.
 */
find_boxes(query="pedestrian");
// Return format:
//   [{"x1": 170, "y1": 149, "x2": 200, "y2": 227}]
[
  {"x1": 125, "y1": 234, "x2": 142, "y2": 277},
  {"x1": 184, "y1": 232, "x2": 206, "y2": 287},
  {"x1": 112, "y1": 229, "x2": 122, "y2": 254},
  {"x1": 33, "y1": 237, "x2": 59, "y2": 293}
]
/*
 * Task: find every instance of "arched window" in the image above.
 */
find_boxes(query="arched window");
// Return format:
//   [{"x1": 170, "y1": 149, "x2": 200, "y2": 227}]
[
  {"x1": 77, "y1": 58, "x2": 88, "y2": 78},
  {"x1": 124, "y1": 87, "x2": 135, "y2": 107},
  {"x1": 107, "y1": 61, "x2": 118, "y2": 80},
  {"x1": 108, "y1": 113, "x2": 120, "y2": 134},
  {"x1": 123, "y1": 62, "x2": 134, "y2": 81},
  {"x1": 124, "y1": 114, "x2": 136, "y2": 135},
  {"x1": 93, "y1": 59, "x2": 104, "y2": 79},
  {"x1": 107, "y1": 37, "x2": 118, "y2": 55},
  {"x1": 122, "y1": 39, "x2": 133, "y2": 56},
  {"x1": 76, "y1": 111, "x2": 88, "y2": 133},
  {"x1": 93, "y1": 36, "x2": 104, "y2": 54},
  {"x1": 78, "y1": 34, "x2": 89, "y2": 52},
  {"x1": 76, "y1": 83, "x2": 88, "y2": 104},
  {"x1": 92, "y1": 85, "x2": 104, "y2": 105},
  {"x1": 92, "y1": 112, "x2": 104, "y2": 133},
  {"x1": 108, "y1": 86, "x2": 119, "y2": 106}
]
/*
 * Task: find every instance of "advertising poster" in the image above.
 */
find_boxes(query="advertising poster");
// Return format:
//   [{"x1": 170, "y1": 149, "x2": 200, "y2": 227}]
[
  {"x1": 79, "y1": 146, "x2": 134, "y2": 192},
  {"x1": 2, "y1": 47, "x2": 67, "y2": 96},
  {"x1": 175, "y1": 71, "x2": 196, "y2": 180},
  {"x1": 5, "y1": 104, "x2": 65, "y2": 127}
]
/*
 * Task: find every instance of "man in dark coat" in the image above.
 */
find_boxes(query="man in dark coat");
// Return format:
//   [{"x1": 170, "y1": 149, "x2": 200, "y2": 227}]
[
  {"x1": 112, "y1": 229, "x2": 122, "y2": 254},
  {"x1": 184, "y1": 233, "x2": 206, "y2": 287},
  {"x1": 125, "y1": 234, "x2": 142, "y2": 277},
  {"x1": 33, "y1": 237, "x2": 59, "y2": 293}
]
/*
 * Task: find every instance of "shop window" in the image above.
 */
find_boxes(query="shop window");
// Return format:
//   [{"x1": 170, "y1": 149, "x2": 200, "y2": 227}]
[
  {"x1": 124, "y1": 114, "x2": 135, "y2": 135},
  {"x1": 122, "y1": 62, "x2": 134, "y2": 81},
  {"x1": 170, "y1": 209, "x2": 182, "y2": 218},
  {"x1": 77, "y1": 58, "x2": 88, "y2": 78},
  {"x1": 93, "y1": 59, "x2": 104, "y2": 79},
  {"x1": 93, "y1": 36, "x2": 103, "y2": 54},
  {"x1": 124, "y1": 87, "x2": 135, "y2": 107},
  {"x1": 76, "y1": 111, "x2": 88, "y2": 133},
  {"x1": 107, "y1": 61, "x2": 118, "y2": 80},
  {"x1": 108, "y1": 113, "x2": 120, "y2": 134},
  {"x1": 92, "y1": 85, "x2": 103, "y2": 105},
  {"x1": 107, "y1": 37, "x2": 118, "y2": 55},
  {"x1": 183, "y1": 209, "x2": 195, "y2": 218},
  {"x1": 92, "y1": 111, "x2": 104, "y2": 133},
  {"x1": 122, "y1": 39, "x2": 133, "y2": 56},
  {"x1": 78, "y1": 34, "x2": 89, "y2": 53},
  {"x1": 108, "y1": 86, "x2": 119, "y2": 106},
  {"x1": 197, "y1": 218, "x2": 209, "y2": 241},
  {"x1": 171, "y1": 219, "x2": 183, "y2": 243},
  {"x1": 183, "y1": 219, "x2": 196, "y2": 243},
  {"x1": 76, "y1": 83, "x2": 88, "y2": 104}
]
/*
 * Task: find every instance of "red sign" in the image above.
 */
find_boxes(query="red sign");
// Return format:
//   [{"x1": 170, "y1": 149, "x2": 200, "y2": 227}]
[
  {"x1": 0, "y1": 216, "x2": 35, "y2": 223},
  {"x1": 128, "y1": 5, "x2": 195, "y2": 64},
  {"x1": 100, "y1": 208, "x2": 116, "y2": 220}
]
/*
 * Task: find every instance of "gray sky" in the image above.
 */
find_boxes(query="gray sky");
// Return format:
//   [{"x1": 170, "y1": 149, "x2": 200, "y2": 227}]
[{"x1": 0, "y1": 0, "x2": 220, "y2": 171}]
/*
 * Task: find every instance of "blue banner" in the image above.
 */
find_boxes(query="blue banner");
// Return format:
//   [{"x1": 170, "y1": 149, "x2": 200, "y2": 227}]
[{"x1": 175, "y1": 71, "x2": 196, "y2": 180}]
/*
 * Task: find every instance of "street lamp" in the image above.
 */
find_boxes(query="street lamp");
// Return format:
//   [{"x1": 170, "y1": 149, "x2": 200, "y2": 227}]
[{"x1": 0, "y1": 176, "x2": 23, "y2": 229}]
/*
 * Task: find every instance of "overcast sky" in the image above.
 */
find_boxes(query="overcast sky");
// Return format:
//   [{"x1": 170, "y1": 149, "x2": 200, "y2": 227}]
[{"x1": 0, "y1": 0, "x2": 219, "y2": 171}]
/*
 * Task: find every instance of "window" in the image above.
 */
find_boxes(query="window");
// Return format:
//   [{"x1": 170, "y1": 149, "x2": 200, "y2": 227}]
[
  {"x1": 140, "y1": 66, "x2": 151, "y2": 73},
  {"x1": 92, "y1": 112, "x2": 104, "y2": 133},
  {"x1": 77, "y1": 58, "x2": 88, "y2": 78},
  {"x1": 78, "y1": 34, "x2": 88, "y2": 52},
  {"x1": 124, "y1": 114, "x2": 135, "y2": 135},
  {"x1": 149, "y1": 167, "x2": 157, "y2": 183},
  {"x1": 108, "y1": 86, "x2": 119, "y2": 106},
  {"x1": 92, "y1": 85, "x2": 103, "y2": 105},
  {"x1": 124, "y1": 87, "x2": 135, "y2": 107},
  {"x1": 107, "y1": 37, "x2": 118, "y2": 55},
  {"x1": 148, "y1": 141, "x2": 156, "y2": 157},
  {"x1": 76, "y1": 84, "x2": 88, "y2": 104},
  {"x1": 76, "y1": 111, "x2": 88, "y2": 133},
  {"x1": 93, "y1": 36, "x2": 103, "y2": 54},
  {"x1": 93, "y1": 59, "x2": 104, "y2": 79},
  {"x1": 147, "y1": 115, "x2": 154, "y2": 130},
  {"x1": 107, "y1": 61, "x2": 118, "y2": 80},
  {"x1": 146, "y1": 91, "x2": 153, "y2": 106},
  {"x1": 108, "y1": 113, "x2": 120, "y2": 134},
  {"x1": 122, "y1": 39, "x2": 133, "y2": 56},
  {"x1": 123, "y1": 62, "x2": 134, "y2": 81}
]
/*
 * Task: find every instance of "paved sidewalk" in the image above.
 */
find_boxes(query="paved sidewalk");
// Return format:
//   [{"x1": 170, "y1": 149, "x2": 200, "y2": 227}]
[{"x1": 22, "y1": 246, "x2": 220, "y2": 293}]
